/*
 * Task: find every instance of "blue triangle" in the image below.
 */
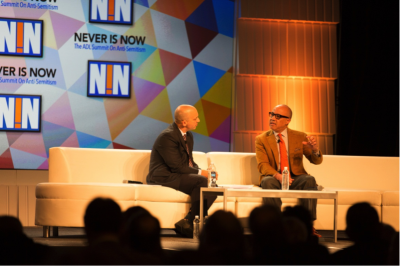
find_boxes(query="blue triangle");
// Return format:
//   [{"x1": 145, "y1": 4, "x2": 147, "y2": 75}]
[
  {"x1": 76, "y1": 131, "x2": 111, "y2": 148},
  {"x1": 42, "y1": 121, "x2": 75, "y2": 157},
  {"x1": 193, "y1": 61, "x2": 225, "y2": 97},
  {"x1": 68, "y1": 72, "x2": 103, "y2": 102},
  {"x1": 186, "y1": 0, "x2": 218, "y2": 33},
  {"x1": 134, "y1": 0, "x2": 149, "y2": 8},
  {"x1": 81, "y1": 0, "x2": 89, "y2": 22},
  {"x1": 212, "y1": 0, "x2": 234, "y2": 38},
  {"x1": 126, "y1": 44, "x2": 157, "y2": 73},
  {"x1": 10, "y1": 148, "x2": 47, "y2": 169},
  {"x1": 192, "y1": 132, "x2": 212, "y2": 153}
]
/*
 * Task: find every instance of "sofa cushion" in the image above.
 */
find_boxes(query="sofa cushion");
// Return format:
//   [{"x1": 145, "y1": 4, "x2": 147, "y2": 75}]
[{"x1": 382, "y1": 191, "x2": 399, "y2": 206}]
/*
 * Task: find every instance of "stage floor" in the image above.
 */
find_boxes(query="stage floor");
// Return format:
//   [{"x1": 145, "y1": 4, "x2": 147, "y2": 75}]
[{"x1": 24, "y1": 227, "x2": 353, "y2": 254}]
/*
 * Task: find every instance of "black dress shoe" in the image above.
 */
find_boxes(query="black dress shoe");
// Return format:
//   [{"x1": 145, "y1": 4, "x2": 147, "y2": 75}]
[{"x1": 174, "y1": 219, "x2": 193, "y2": 238}]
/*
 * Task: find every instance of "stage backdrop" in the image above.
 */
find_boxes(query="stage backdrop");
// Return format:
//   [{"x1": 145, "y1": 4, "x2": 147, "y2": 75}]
[{"x1": 0, "y1": 0, "x2": 234, "y2": 169}]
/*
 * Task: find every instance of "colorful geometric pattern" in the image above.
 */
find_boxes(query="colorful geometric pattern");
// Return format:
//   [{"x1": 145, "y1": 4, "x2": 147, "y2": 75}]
[{"x1": 0, "y1": 0, "x2": 234, "y2": 169}]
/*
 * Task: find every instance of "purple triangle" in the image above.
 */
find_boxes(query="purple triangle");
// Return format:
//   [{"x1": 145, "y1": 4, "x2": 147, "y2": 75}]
[
  {"x1": 210, "y1": 115, "x2": 231, "y2": 143},
  {"x1": 50, "y1": 11, "x2": 85, "y2": 49},
  {"x1": 133, "y1": 77, "x2": 165, "y2": 112}
]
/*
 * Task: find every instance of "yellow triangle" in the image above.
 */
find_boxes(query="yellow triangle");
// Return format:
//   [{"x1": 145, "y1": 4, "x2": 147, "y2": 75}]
[
  {"x1": 134, "y1": 49, "x2": 166, "y2": 86},
  {"x1": 192, "y1": 100, "x2": 208, "y2": 136},
  {"x1": 141, "y1": 89, "x2": 173, "y2": 124},
  {"x1": 39, "y1": 11, "x2": 57, "y2": 50},
  {"x1": 202, "y1": 71, "x2": 232, "y2": 108},
  {"x1": 123, "y1": 9, "x2": 157, "y2": 47}
]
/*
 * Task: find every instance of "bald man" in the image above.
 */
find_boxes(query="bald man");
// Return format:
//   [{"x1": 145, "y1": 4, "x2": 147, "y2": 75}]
[
  {"x1": 146, "y1": 105, "x2": 216, "y2": 237},
  {"x1": 255, "y1": 104, "x2": 323, "y2": 236}
]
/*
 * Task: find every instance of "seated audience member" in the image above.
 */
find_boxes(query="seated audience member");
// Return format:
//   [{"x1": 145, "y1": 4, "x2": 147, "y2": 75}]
[
  {"x1": 331, "y1": 202, "x2": 391, "y2": 265},
  {"x1": 198, "y1": 210, "x2": 246, "y2": 264},
  {"x1": 282, "y1": 206, "x2": 330, "y2": 264},
  {"x1": 0, "y1": 216, "x2": 51, "y2": 264},
  {"x1": 388, "y1": 232, "x2": 399, "y2": 265}
]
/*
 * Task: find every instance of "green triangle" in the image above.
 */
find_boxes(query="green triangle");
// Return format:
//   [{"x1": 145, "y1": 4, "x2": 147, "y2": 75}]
[
  {"x1": 134, "y1": 49, "x2": 166, "y2": 86},
  {"x1": 192, "y1": 99, "x2": 209, "y2": 136}
]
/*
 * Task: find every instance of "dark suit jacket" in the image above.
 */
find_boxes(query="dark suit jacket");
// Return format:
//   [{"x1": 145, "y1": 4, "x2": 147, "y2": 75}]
[
  {"x1": 146, "y1": 123, "x2": 199, "y2": 189},
  {"x1": 255, "y1": 128, "x2": 323, "y2": 184}
]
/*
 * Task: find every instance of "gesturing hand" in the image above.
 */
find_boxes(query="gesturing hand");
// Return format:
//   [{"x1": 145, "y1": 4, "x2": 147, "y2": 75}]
[{"x1": 302, "y1": 135, "x2": 319, "y2": 152}]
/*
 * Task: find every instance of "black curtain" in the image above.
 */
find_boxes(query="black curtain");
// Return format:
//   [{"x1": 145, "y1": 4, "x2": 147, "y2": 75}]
[{"x1": 336, "y1": 0, "x2": 399, "y2": 156}]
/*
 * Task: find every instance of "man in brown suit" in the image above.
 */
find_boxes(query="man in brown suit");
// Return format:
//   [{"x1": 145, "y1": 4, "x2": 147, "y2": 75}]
[{"x1": 255, "y1": 104, "x2": 323, "y2": 235}]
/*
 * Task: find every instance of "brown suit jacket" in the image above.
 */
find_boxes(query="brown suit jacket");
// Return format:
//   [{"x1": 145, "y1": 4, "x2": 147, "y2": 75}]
[{"x1": 255, "y1": 128, "x2": 323, "y2": 184}]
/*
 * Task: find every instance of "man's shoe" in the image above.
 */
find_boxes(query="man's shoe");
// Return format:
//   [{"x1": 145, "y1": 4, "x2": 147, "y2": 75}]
[
  {"x1": 312, "y1": 227, "x2": 322, "y2": 237},
  {"x1": 174, "y1": 219, "x2": 193, "y2": 238}
]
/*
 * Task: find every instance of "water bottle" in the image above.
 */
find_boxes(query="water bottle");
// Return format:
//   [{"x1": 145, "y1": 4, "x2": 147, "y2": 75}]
[
  {"x1": 282, "y1": 167, "x2": 289, "y2": 190},
  {"x1": 208, "y1": 162, "x2": 217, "y2": 187},
  {"x1": 193, "y1": 215, "x2": 200, "y2": 240}
]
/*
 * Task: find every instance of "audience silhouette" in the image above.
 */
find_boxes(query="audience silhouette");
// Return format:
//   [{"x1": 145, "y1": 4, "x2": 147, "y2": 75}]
[{"x1": 0, "y1": 199, "x2": 397, "y2": 265}]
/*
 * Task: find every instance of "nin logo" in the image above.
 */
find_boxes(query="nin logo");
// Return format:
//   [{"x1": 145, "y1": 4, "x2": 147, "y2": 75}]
[
  {"x1": 87, "y1": 61, "x2": 132, "y2": 98},
  {"x1": 0, "y1": 94, "x2": 42, "y2": 132},
  {"x1": 89, "y1": 0, "x2": 133, "y2": 25},
  {"x1": 0, "y1": 18, "x2": 43, "y2": 57}
]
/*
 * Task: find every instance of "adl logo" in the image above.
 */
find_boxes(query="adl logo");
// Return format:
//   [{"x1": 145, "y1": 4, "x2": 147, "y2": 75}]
[
  {"x1": 0, "y1": 18, "x2": 43, "y2": 57},
  {"x1": 87, "y1": 61, "x2": 132, "y2": 98},
  {"x1": 89, "y1": 0, "x2": 133, "y2": 25},
  {"x1": 0, "y1": 94, "x2": 42, "y2": 132}
]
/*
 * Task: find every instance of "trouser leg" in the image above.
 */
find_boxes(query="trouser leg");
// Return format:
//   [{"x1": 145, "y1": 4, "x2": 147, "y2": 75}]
[
  {"x1": 290, "y1": 174, "x2": 318, "y2": 220},
  {"x1": 178, "y1": 174, "x2": 217, "y2": 220},
  {"x1": 260, "y1": 175, "x2": 282, "y2": 209}
]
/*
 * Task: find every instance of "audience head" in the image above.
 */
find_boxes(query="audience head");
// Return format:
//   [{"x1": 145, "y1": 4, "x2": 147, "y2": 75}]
[
  {"x1": 282, "y1": 205, "x2": 313, "y2": 239},
  {"x1": 84, "y1": 197, "x2": 122, "y2": 242},
  {"x1": 282, "y1": 216, "x2": 308, "y2": 244},
  {"x1": 199, "y1": 210, "x2": 244, "y2": 256},
  {"x1": 0, "y1": 216, "x2": 23, "y2": 235},
  {"x1": 345, "y1": 202, "x2": 380, "y2": 242}
]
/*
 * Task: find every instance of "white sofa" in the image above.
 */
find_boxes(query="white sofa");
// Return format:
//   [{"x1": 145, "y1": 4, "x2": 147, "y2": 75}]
[{"x1": 35, "y1": 148, "x2": 399, "y2": 237}]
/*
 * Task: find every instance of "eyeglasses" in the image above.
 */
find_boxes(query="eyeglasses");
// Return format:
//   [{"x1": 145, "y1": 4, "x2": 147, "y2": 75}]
[{"x1": 269, "y1": 112, "x2": 290, "y2": 120}]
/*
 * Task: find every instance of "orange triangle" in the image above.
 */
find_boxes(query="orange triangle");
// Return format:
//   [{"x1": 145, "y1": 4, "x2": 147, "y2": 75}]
[
  {"x1": 123, "y1": 9, "x2": 157, "y2": 47},
  {"x1": 151, "y1": 0, "x2": 204, "y2": 20},
  {"x1": 159, "y1": 49, "x2": 191, "y2": 85},
  {"x1": 201, "y1": 99, "x2": 231, "y2": 135},
  {"x1": 192, "y1": 99, "x2": 208, "y2": 136}
]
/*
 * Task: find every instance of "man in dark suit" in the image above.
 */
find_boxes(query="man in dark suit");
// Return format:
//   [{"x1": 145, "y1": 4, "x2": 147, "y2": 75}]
[{"x1": 146, "y1": 105, "x2": 216, "y2": 237}]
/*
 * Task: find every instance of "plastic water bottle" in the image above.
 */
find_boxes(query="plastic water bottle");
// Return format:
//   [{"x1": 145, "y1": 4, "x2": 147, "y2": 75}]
[
  {"x1": 208, "y1": 162, "x2": 217, "y2": 187},
  {"x1": 282, "y1": 167, "x2": 289, "y2": 190},
  {"x1": 193, "y1": 215, "x2": 200, "y2": 240}
]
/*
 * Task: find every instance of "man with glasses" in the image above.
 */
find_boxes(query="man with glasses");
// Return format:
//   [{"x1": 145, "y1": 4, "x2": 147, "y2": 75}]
[{"x1": 255, "y1": 104, "x2": 323, "y2": 237}]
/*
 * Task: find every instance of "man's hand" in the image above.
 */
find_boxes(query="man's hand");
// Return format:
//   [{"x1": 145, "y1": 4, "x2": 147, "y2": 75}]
[
  {"x1": 201, "y1": 170, "x2": 219, "y2": 180},
  {"x1": 302, "y1": 135, "x2": 319, "y2": 153},
  {"x1": 274, "y1": 173, "x2": 294, "y2": 185}
]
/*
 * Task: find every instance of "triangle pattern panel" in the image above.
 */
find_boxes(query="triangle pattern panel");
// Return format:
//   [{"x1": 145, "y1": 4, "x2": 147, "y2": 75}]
[
  {"x1": 133, "y1": 76, "x2": 165, "y2": 113},
  {"x1": 113, "y1": 114, "x2": 169, "y2": 149},
  {"x1": 0, "y1": 133, "x2": 9, "y2": 156},
  {"x1": 61, "y1": 131, "x2": 79, "y2": 147},
  {"x1": 38, "y1": 159, "x2": 49, "y2": 170},
  {"x1": 186, "y1": 0, "x2": 218, "y2": 33},
  {"x1": 192, "y1": 99, "x2": 208, "y2": 136},
  {"x1": 141, "y1": 89, "x2": 173, "y2": 124},
  {"x1": 212, "y1": 0, "x2": 234, "y2": 38},
  {"x1": 151, "y1": 0, "x2": 204, "y2": 20},
  {"x1": 99, "y1": 43, "x2": 129, "y2": 62},
  {"x1": 13, "y1": 6, "x2": 47, "y2": 19},
  {"x1": 42, "y1": 92, "x2": 75, "y2": 130},
  {"x1": 0, "y1": 57, "x2": 26, "y2": 93},
  {"x1": 159, "y1": 49, "x2": 192, "y2": 85},
  {"x1": 134, "y1": 49, "x2": 166, "y2": 86},
  {"x1": 151, "y1": 9, "x2": 192, "y2": 59},
  {"x1": 185, "y1": 21, "x2": 218, "y2": 59},
  {"x1": 135, "y1": 0, "x2": 150, "y2": 8},
  {"x1": 193, "y1": 61, "x2": 225, "y2": 97},
  {"x1": 24, "y1": 46, "x2": 67, "y2": 90},
  {"x1": 113, "y1": 142, "x2": 134, "y2": 149},
  {"x1": 42, "y1": 121, "x2": 75, "y2": 157},
  {"x1": 54, "y1": 1, "x2": 87, "y2": 22},
  {"x1": 194, "y1": 33, "x2": 234, "y2": 71},
  {"x1": 209, "y1": 137, "x2": 230, "y2": 152},
  {"x1": 0, "y1": 148, "x2": 14, "y2": 169},
  {"x1": 148, "y1": 0, "x2": 158, "y2": 7},
  {"x1": 124, "y1": 9, "x2": 157, "y2": 48},
  {"x1": 209, "y1": 115, "x2": 231, "y2": 143},
  {"x1": 86, "y1": 24, "x2": 120, "y2": 59},
  {"x1": 104, "y1": 86, "x2": 140, "y2": 141},
  {"x1": 11, "y1": 132, "x2": 47, "y2": 158},
  {"x1": 0, "y1": 4, "x2": 15, "y2": 17},
  {"x1": 134, "y1": 3, "x2": 150, "y2": 24},
  {"x1": 201, "y1": 99, "x2": 230, "y2": 135},
  {"x1": 50, "y1": 11, "x2": 85, "y2": 49},
  {"x1": 10, "y1": 148, "x2": 47, "y2": 169},
  {"x1": 166, "y1": 61, "x2": 201, "y2": 114},
  {"x1": 6, "y1": 132, "x2": 23, "y2": 147},
  {"x1": 127, "y1": 44, "x2": 158, "y2": 73},
  {"x1": 76, "y1": 131, "x2": 111, "y2": 149},
  {"x1": 40, "y1": 11, "x2": 58, "y2": 50},
  {"x1": 202, "y1": 71, "x2": 232, "y2": 108},
  {"x1": 192, "y1": 132, "x2": 211, "y2": 152},
  {"x1": 81, "y1": 0, "x2": 90, "y2": 22},
  {"x1": 67, "y1": 72, "x2": 90, "y2": 97}
]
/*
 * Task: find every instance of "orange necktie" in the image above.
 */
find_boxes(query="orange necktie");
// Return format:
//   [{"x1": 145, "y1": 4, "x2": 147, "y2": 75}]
[
  {"x1": 278, "y1": 133, "x2": 290, "y2": 177},
  {"x1": 183, "y1": 134, "x2": 194, "y2": 167}
]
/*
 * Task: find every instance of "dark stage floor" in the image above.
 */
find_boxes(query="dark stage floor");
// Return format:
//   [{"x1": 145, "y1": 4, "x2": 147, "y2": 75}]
[{"x1": 24, "y1": 226, "x2": 353, "y2": 254}]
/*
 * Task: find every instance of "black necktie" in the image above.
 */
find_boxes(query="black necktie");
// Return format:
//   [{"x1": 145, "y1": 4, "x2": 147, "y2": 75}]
[{"x1": 183, "y1": 134, "x2": 194, "y2": 167}]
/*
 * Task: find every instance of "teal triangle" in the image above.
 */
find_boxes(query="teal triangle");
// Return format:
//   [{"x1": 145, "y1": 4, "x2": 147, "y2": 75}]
[
  {"x1": 127, "y1": 44, "x2": 157, "y2": 73},
  {"x1": 68, "y1": 72, "x2": 103, "y2": 102},
  {"x1": 193, "y1": 60, "x2": 225, "y2": 97},
  {"x1": 42, "y1": 121, "x2": 75, "y2": 157},
  {"x1": 10, "y1": 148, "x2": 47, "y2": 169},
  {"x1": 76, "y1": 131, "x2": 111, "y2": 148}
]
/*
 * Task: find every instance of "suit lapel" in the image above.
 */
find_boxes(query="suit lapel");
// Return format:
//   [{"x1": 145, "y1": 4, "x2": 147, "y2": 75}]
[
  {"x1": 266, "y1": 131, "x2": 279, "y2": 164},
  {"x1": 172, "y1": 123, "x2": 188, "y2": 152}
]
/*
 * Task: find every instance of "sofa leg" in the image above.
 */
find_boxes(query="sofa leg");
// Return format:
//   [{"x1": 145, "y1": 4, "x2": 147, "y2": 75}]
[
  {"x1": 43, "y1": 226, "x2": 50, "y2": 238},
  {"x1": 53, "y1": 226, "x2": 59, "y2": 237}
]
